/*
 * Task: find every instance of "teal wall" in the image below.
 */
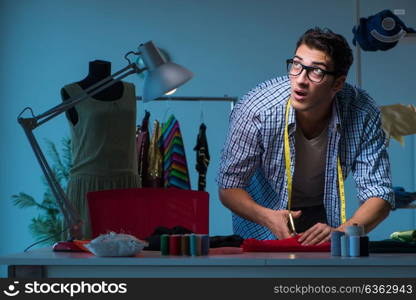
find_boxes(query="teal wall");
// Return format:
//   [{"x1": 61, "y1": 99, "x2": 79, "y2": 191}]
[{"x1": 1, "y1": 0, "x2": 415, "y2": 276}]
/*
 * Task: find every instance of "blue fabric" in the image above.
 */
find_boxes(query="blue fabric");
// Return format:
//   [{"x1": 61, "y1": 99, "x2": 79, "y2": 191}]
[
  {"x1": 352, "y1": 9, "x2": 415, "y2": 51},
  {"x1": 393, "y1": 186, "x2": 416, "y2": 208},
  {"x1": 216, "y1": 76, "x2": 394, "y2": 240}
]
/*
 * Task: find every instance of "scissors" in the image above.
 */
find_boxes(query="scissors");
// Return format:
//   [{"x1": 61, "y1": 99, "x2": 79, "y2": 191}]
[{"x1": 288, "y1": 211, "x2": 297, "y2": 236}]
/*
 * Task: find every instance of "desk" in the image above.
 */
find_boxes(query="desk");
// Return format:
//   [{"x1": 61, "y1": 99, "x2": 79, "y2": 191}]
[{"x1": 1, "y1": 248, "x2": 415, "y2": 278}]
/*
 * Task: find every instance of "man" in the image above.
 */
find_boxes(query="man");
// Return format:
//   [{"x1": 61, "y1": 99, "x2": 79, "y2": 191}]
[{"x1": 217, "y1": 27, "x2": 393, "y2": 245}]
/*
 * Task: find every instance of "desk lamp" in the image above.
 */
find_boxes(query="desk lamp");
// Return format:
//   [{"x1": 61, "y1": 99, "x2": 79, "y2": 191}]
[{"x1": 17, "y1": 41, "x2": 193, "y2": 250}]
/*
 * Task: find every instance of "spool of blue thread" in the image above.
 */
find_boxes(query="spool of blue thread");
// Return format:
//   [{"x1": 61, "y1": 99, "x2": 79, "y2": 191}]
[
  {"x1": 346, "y1": 224, "x2": 362, "y2": 237},
  {"x1": 189, "y1": 234, "x2": 197, "y2": 256},
  {"x1": 341, "y1": 235, "x2": 349, "y2": 257},
  {"x1": 331, "y1": 231, "x2": 344, "y2": 256},
  {"x1": 200, "y1": 234, "x2": 210, "y2": 256},
  {"x1": 349, "y1": 236, "x2": 360, "y2": 257}
]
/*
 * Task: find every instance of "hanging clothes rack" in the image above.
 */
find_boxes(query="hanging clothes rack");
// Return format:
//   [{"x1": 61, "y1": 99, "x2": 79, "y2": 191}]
[
  {"x1": 136, "y1": 95, "x2": 238, "y2": 190},
  {"x1": 136, "y1": 96, "x2": 238, "y2": 110}
]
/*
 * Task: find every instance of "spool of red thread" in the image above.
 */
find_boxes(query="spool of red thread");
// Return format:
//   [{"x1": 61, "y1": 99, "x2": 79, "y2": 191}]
[{"x1": 169, "y1": 234, "x2": 181, "y2": 255}]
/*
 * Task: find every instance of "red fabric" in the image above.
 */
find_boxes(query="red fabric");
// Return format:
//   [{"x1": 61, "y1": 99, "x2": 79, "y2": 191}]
[
  {"x1": 87, "y1": 188, "x2": 209, "y2": 239},
  {"x1": 242, "y1": 235, "x2": 330, "y2": 252}
]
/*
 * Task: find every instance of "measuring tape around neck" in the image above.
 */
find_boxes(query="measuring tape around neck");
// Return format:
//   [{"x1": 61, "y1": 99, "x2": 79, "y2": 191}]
[{"x1": 284, "y1": 98, "x2": 346, "y2": 224}]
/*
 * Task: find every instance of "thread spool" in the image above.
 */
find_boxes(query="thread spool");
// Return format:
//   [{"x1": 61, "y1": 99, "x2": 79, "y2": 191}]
[
  {"x1": 181, "y1": 235, "x2": 190, "y2": 255},
  {"x1": 160, "y1": 234, "x2": 169, "y2": 255},
  {"x1": 357, "y1": 225, "x2": 365, "y2": 236},
  {"x1": 189, "y1": 234, "x2": 197, "y2": 256},
  {"x1": 346, "y1": 224, "x2": 363, "y2": 236},
  {"x1": 169, "y1": 234, "x2": 181, "y2": 255},
  {"x1": 349, "y1": 236, "x2": 360, "y2": 257},
  {"x1": 341, "y1": 235, "x2": 349, "y2": 257},
  {"x1": 331, "y1": 231, "x2": 344, "y2": 256},
  {"x1": 200, "y1": 234, "x2": 210, "y2": 256},
  {"x1": 196, "y1": 235, "x2": 202, "y2": 256},
  {"x1": 359, "y1": 236, "x2": 369, "y2": 256}
]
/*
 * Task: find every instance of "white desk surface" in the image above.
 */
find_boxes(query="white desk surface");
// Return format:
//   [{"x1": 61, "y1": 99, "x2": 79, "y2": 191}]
[{"x1": 1, "y1": 248, "x2": 415, "y2": 278}]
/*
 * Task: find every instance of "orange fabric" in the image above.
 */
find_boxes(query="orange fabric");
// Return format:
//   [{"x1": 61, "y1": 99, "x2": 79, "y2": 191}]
[{"x1": 73, "y1": 240, "x2": 92, "y2": 253}]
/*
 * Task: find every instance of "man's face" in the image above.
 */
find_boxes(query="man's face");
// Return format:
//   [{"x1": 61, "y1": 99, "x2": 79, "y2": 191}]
[{"x1": 289, "y1": 44, "x2": 345, "y2": 115}]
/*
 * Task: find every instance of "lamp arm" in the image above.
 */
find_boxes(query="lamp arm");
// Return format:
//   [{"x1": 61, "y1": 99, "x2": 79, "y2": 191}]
[
  {"x1": 19, "y1": 118, "x2": 82, "y2": 238},
  {"x1": 35, "y1": 63, "x2": 143, "y2": 127},
  {"x1": 17, "y1": 62, "x2": 145, "y2": 239}
]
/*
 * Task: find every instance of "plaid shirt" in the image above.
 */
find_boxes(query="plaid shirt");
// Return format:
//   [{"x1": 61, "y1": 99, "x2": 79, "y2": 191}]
[{"x1": 217, "y1": 76, "x2": 393, "y2": 240}]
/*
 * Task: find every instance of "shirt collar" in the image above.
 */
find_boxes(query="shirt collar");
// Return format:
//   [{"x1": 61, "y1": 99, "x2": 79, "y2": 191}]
[{"x1": 287, "y1": 95, "x2": 342, "y2": 136}]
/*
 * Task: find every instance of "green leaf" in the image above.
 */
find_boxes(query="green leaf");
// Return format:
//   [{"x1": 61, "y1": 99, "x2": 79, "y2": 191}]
[
  {"x1": 13, "y1": 138, "x2": 71, "y2": 243},
  {"x1": 12, "y1": 193, "x2": 40, "y2": 209},
  {"x1": 29, "y1": 216, "x2": 63, "y2": 245}
]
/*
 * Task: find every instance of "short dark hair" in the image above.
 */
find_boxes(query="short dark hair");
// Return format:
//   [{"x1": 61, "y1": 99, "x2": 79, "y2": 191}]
[{"x1": 296, "y1": 27, "x2": 353, "y2": 77}]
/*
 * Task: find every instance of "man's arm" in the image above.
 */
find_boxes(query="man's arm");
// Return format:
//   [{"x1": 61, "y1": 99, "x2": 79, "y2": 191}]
[
  {"x1": 219, "y1": 188, "x2": 301, "y2": 240},
  {"x1": 298, "y1": 197, "x2": 390, "y2": 245},
  {"x1": 338, "y1": 197, "x2": 390, "y2": 233}
]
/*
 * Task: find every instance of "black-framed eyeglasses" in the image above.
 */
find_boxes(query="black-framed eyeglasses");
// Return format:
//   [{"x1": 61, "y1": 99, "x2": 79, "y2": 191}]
[{"x1": 286, "y1": 59, "x2": 337, "y2": 83}]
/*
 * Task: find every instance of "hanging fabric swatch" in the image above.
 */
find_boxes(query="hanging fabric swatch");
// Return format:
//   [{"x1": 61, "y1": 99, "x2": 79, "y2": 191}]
[
  {"x1": 136, "y1": 110, "x2": 151, "y2": 186},
  {"x1": 380, "y1": 104, "x2": 416, "y2": 146},
  {"x1": 159, "y1": 114, "x2": 191, "y2": 189},
  {"x1": 193, "y1": 123, "x2": 210, "y2": 191},
  {"x1": 147, "y1": 120, "x2": 163, "y2": 187}
]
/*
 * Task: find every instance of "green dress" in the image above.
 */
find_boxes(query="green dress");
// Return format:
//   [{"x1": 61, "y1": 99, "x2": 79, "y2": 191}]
[{"x1": 63, "y1": 82, "x2": 141, "y2": 238}]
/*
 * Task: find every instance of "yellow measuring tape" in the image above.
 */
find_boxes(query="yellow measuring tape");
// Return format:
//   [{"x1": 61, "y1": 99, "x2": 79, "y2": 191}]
[{"x1": 284, "y1": 98, "x2": 346, "y2": 224}]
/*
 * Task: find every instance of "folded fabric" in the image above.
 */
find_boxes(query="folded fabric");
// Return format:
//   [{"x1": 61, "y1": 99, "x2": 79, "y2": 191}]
[
  {"x1": 210, "y1": 234, "x2": 244, "y2": 248},
  {"x1": 393, "y1": 186, "x2": 416, "y2": 208},
  {"x1": 369, "y1": 239, "x2": 416, "y2": 253},
  {"x1": 390, "y1": 230, "x2": 416, "y2": 242},
  {"x1": 242, "y1": 235, "x2": 330, "y2": 252}
]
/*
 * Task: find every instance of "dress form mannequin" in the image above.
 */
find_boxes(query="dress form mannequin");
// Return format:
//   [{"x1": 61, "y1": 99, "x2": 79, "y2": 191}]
[
  {"x1": 61, "y1": 60, "x2": 140, "y2": 239},
  {"x1": 60, "y1": 60, "x2": 124, "y2": 125}
]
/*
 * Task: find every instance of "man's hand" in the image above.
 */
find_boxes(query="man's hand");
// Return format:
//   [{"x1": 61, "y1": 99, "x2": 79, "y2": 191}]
[
  {"x1": 298, "y1": 222, "x2": 335, "y2": 245},
  {"x1": 266, "y1": 210, "x2": 301, "y2": 240}
]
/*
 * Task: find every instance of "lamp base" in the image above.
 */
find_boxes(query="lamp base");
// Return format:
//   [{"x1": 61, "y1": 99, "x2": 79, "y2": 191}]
[{"x1": 52, "y1": 241, "x2": 83, "y2": 252}]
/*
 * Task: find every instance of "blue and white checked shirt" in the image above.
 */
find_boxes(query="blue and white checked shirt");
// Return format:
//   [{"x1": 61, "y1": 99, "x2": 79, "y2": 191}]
[{"x1": 217, "y1": 76, "x2": 394, "y2": 240}]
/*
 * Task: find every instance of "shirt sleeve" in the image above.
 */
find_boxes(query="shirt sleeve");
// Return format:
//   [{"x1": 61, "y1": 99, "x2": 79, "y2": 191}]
[
  {"x1": 216, "y1": 97, "x2": 263, "y2": 189},
  {"x1": 352, "y1": 104, "x2": 395, "y2": 209}
]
